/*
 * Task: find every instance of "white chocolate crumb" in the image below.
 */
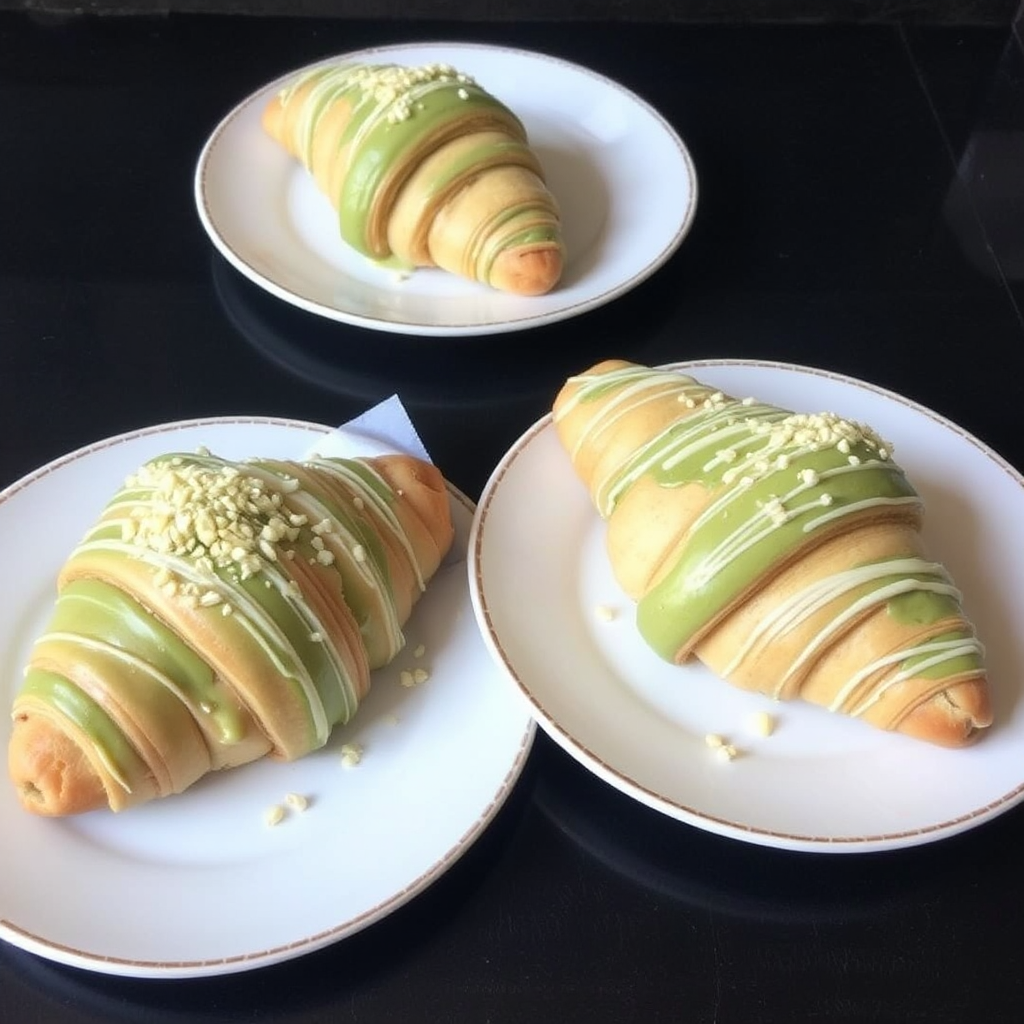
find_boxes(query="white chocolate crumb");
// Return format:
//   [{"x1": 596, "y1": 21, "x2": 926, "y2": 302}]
[
  {"x1": 412, "y1": 667, "x2": 430, "y2": 685},
  {"x1": 285, "y1": 792, "x2": 309, "y2": 812},
  {"x1": 595, "y1": 604, "x2": 617, "y2": 623},
  {"x1": 715, "y1": 744, "x2": 739, "y2": 762},
  {"x1": 264, "y1": 804, "x2": 286, "y2": 827},
  {"x1": 704, "y1": 733, "x2": 726, "y2": 749},
  {"x1": 412, "y1": 643, "x2": 426, "y2": 658},
  {"x1": 399, "y1": 669, "x2": 415, "y2": 688},
  {"x1": 340, "y1": 743, "x2": 363, "y2": 767},
  {"x1": 749, "y1": 711, "x2": 775, "y2": 737}
]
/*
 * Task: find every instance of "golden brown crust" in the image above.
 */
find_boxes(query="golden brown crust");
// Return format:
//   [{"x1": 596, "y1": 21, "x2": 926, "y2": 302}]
[
  {"x1": 9, "y1": 713, "x2": 111, "y2": 816},
  {"x1": 488, "y1": 247, "x2": 564, "y2": 298},
  {"x1": 368, "y1": 455, "x2": 454, "y2": 572},
  {"x1": 891, "y1": 679, "x2": 992, "y2": 747}
]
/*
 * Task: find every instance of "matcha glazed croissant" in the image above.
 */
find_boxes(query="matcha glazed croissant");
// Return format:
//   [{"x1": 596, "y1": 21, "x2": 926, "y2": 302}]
[
  {"x1": 8, "y1": 450, "x2": 454, "y2": 815},
  {"x1": 261, "y1": 60, "x2": 565, "y2": 296},
  {"x1": 553, "y1": 360, "x2": 991, "y2": 747}
]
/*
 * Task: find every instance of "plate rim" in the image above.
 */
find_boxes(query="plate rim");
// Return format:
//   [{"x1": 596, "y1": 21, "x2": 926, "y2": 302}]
[
  {"x1": 0, "y1": 414, "x2": 536, "y2": 977},
  {"x1": 193, "y1": 40, "x2": 699, "y2": 337},
  {"x1": 469, "y1": 357, "x2": 1024, "y2": 854}
]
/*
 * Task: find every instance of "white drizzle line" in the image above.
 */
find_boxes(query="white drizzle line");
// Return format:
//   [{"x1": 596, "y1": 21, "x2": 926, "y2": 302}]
[
  {"x1": 772, "y1": 578, "x2": 963, "y2": 699},
  {"x1": 34, "y1": 631, "x2": 219, "y2": 737},
  {"x1": 836, "y1": 636, "x2": 984, "y2": 716},
  {"x1": 553, "y1": 367, "x2": 664, "y2": 423},
  {"x1": 598, "y1": 404, "x2": 777, "y2": 517},
  {"x1": 239, "y1": 461, "x2": 397, "y2": 690},
  {"x1": 70, "y1": 536, "x2": 333, "y2": 748},
  {"x1": 720, "y1": 557, "x2": 948, "y2": 678},
  {"x1": 297, "y1": 70, "x2": 353, "y2": 169},
  {"x1": 310, "y1": 458, "x2": 426, "y2": 591},
  {"x1": 289, "y1": 485, "x2": 405, "y2": 665},
  {"x1": 570, "y1": 375, "x2": 698, "y2": 463},
  {"x1": 31, "y1": 633, "x2": 200, "y2": 795},
  {"x1": 800, "y1": 495, "x2": 922, "y2": 533}
]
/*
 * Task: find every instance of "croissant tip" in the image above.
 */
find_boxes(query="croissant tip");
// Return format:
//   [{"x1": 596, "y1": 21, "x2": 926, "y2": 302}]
[{"x1": 490, "y1": 247, "x2": 563, "y2": 296}]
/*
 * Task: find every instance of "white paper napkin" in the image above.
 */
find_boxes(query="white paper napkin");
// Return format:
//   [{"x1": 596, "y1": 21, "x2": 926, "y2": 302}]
[{"x1": 302, "y1": 394, "x2": 432, "y2": 463}]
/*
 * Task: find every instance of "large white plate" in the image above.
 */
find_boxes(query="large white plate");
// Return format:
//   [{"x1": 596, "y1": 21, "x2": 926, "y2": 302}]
[
  {"x1": 194, "y1": 42, "x2": 697, "y2": 337},
  {"x1": 469, "y1": 359, "x2": 1024, "y2": 854},
  {"x1": 0, "y1": 417, "x2": 534, "y2": 977}
]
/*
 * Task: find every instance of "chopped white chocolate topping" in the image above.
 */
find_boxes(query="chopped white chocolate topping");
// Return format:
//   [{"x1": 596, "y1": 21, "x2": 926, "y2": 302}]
[
  {"x1": 319, "y1": 62, "x2": 479, "y2": 124},
  {"x1": 264, "y1": 804, "x2": 286, "y2": 827},
  {"x1": 750, "y1": 411, "x2": 891, "y2": 457},
  {"x1": 704, "y1": 733, "x2": 726, "y2": 749},
  {"x1": 595, "y1": 604, "x2": 617, "y2": 622},
  {"x1": 285, "y1": 792, "x2": 309, "y2": 812},
  {"x1": 118, "y1": 458, "x2": 316, "y2": 604},
  {"x1": 749, "y1": 711, "x2": 775, "y2": 737},
  {"x1": 340, "y1": 743, "x2": 363, "y2": 767},
  {"x1": 715, "y1": 744, "x2": 739, "y2": 762},
  {"x1": 412, "y1": 667, "x2": 430, "y2": 685},
  {"x1": 412, "y1": 643, "x2": 426, "y2": 658}
]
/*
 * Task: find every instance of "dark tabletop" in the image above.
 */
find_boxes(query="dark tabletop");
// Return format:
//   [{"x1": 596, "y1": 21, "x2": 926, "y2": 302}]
[{"x1": 2, "y1": 9, "x2": 1024, "y2": 1023}]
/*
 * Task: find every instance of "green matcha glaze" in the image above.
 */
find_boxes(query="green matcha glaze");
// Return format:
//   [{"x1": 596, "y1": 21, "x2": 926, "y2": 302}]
[
  {"x1": 232, "y1": 567, "x2": 357, "y2": 729},
  {"x1": 45, "y1": 578, "x2": 248, "y2": 746},
  {"x1": 254, "y1": 457, "x2": 403, "y2": 668},
  {"x1": 638, "y1": 446, "x2": 918, "y2": 660},
  {"x1": 324, "y1": 68, "x2": 525, "y2": 256},
  {"x1": 886, "y1": 586, "x2": 962, "y2": 626},
  {"x1": 418, "y1": 136, "x2": 539, "y2": 205},
  {"x1": 19, "y1": 669, "x2": 147, "y2": 795}
]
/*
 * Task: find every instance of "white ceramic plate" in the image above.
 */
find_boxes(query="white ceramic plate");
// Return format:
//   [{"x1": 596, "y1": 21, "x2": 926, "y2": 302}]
[
  {"x1": 0, "y1": 417, "x2": 534, "y2": 977},
  {"x1": 469, "y1": 359, "x2": 1024, "y2": 854},
  {"x1": 194, "y1": 42, "x2": 697, "y2": 336}
]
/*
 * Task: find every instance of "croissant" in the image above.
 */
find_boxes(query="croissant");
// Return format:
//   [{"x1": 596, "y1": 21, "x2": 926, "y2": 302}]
[
  {"x1": 553, "y1": 359, "x2": 992, "y2": 747},
  {"x1": 8, "y1": 450, "x2": 454, "y2": 815},
  {"x1": 261, "y1": 60, "x2": 565, "y2": 296}
]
